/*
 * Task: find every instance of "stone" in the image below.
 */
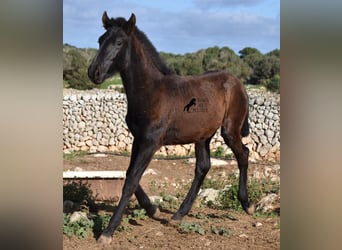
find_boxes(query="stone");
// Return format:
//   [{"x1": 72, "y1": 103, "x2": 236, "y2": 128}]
[
  {"x1": 155, "y1": 231, "x2": 164, "y2": 237},
  {"x1": 255, "y1": 96, "x2": 264, "y2": 105},
  {"x1": 97, "y1": 146, "x2": 107, "y2": 152},
  {"x1": 149, "y1": 196, "x2": 163, "y2": 203},
  {"x1": 69, "y1": 211, "x2": 89, "y2": 223},
  {"x1": 63, "y1": 200, "x2": 75, "y2": 213},
  {"x1": 253, "y1": 222, "x2": 263, "y2": 227},
  {"x1": 109, "y1": 137, "x2": 115, "y2": 145},
  {"x1": 78, "y1": 121, "x2": 86, "y2": 130},
  {"x1": 143, "y1": 168, "x2": 159, "y2": 176},
  {"x1": 260, "y1": 135, "x2": 268, "y2": 145},
  {"x1": 198, "y1": 188, "x2": 220, "y2": 204},
  {"x1": 256, "y1": 194, "x2": 280, "y2": 213},
  {"x1": 265, "y1": 130, "x2": 275, "y2": 139},
  {"x1": 259, "y1": 147, "x2": 268, "y2": 157},
  {"x1": 69, "y1": 94, "x2": 77, "y2": 102},
  {"x1": 63, "y1": 89, "x2": 280, "y2": 162},
  {"x1": 210, "y1": 158, "x2": 229, "y2": 166}
]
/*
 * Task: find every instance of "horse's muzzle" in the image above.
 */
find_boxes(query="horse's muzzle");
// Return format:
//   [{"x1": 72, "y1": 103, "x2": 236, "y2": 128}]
[{"x1": 88, "y1": 65, "x2": 105, "y2": 84}]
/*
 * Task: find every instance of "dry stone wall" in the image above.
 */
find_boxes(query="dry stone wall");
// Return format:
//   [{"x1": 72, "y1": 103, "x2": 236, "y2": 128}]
[{"x1": 63, "y1": 88, "x2": 280, "y2": 162}]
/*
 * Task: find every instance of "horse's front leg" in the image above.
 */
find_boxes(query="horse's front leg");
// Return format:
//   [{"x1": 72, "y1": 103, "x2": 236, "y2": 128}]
[{"x1": 97, "y1": 138, "x2": 159, "y2": 245}]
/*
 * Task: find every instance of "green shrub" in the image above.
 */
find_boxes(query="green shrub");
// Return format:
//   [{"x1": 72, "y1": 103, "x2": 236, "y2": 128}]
[
  {"x1": 63, "y1": 213, "x2": 94, "y2": 238},
  {"x1": 178, "y1": 222, "x2": 205, "y2": 235},
  {"x1": 219, "y1": 174, "x2": 278, "y2": 212}
]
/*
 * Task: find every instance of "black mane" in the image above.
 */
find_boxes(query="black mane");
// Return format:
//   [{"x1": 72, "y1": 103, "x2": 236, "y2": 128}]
[{"x1": 109, "y1": 17, "x2": 174, "y2": 75}]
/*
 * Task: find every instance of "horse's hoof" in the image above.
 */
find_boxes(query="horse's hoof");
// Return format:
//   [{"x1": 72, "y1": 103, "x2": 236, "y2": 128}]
[
  {"x1": 151, "y1": 206, "x2": 160, "y2": 218},
  {"x1": 97, "y1": 234, "x2": 112, "y2": 245},
  {"x1": 146, "y1": 205, "x2": 160, "y2": 218},
  {"x1": 167, "y1": 218, "x2": 182, "y2": 227},
  {"x1": 245, "y1": 203, "x2": 255, "y2": 215},
  {"x1": 171, "y1": 213, "x2": 183, "y2": 221}
]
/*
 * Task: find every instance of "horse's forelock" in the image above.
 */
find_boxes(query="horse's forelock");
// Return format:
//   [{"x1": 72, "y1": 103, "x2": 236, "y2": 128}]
[{"x1": 108, "y1": 17, "x2": 128, "y2": 28}]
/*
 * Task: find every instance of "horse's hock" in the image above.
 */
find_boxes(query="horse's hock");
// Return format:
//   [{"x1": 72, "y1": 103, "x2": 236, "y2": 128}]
[{"x1": 63, "y1": 88, "x2": 280, "y2": 162}]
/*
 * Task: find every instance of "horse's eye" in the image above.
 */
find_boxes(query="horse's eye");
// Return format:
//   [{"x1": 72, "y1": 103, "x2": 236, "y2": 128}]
[{"x1": 116, "y1": 40, "x2": 122, "y2": 46}]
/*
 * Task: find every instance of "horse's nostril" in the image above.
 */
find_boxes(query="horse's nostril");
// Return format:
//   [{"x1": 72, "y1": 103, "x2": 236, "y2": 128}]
[{"x1": 95, "y1": 68, "x2": 100, "y2": 78}]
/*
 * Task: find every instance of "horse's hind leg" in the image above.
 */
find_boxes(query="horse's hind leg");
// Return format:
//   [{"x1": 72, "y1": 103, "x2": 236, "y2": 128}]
[
  {"x1": 172, "y1": 138, "x2": 212, "y2": 220},
  {"x1": 135, "y1": 184, "x2": 160, "y2": 218},
  {"x1": 221, "y1": 124, "x2": 254, "y2": 215}
]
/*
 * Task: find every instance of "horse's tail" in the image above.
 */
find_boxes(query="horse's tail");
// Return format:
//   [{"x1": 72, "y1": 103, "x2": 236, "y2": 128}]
[{"x1": 241, "y1": 106, "x2": 250, "y2": 137}]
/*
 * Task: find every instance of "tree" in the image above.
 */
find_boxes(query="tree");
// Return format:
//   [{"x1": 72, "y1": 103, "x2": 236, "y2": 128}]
[
  {"x1": 266, "y1": 49, "x2": 280, "y2": 58},
  {"x1": 63, "y1": 47, "x2": 97, "y2": 90},
  {"x1": 239, "y1": 46, "x2": 280, "y2": 92},
  {"x1": 182, "y1": 52, "x2": 204, "y2": 75},
  {"x1": 238, "y1": 47, "x2": 262, "y2": 59}
]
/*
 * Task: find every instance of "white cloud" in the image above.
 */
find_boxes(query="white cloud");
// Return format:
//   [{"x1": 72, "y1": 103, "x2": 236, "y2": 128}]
[
  {"x1": 194, "y1": 0, "x2": 264, "y2": 9},
  {"x1": 63, "y1": 0, "x2": 279, "y2": 54}
]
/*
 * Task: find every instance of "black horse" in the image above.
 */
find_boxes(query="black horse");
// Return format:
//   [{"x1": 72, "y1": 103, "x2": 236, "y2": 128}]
[
  {"x1": 88, "y1": 12, "x2": 253, "y2": 245},
  {"x1": 183, "y1": 98, "x2": 196, "y2": 112}
]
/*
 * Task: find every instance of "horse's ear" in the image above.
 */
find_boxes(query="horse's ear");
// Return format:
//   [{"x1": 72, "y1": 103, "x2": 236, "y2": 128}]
[
  {"x1": 125, "y1": 13, "x2": 136, "y2": 34},
  {"x1": 102, "y1": 11, "x2": 111, "y2": 30}
]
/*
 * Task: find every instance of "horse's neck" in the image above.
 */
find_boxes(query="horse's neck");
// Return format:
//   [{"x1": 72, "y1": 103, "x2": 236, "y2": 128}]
[{"x1": 120, "y1": 37, "x2": 162, "y2": 104}]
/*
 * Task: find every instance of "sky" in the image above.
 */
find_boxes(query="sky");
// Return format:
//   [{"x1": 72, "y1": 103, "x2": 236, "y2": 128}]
[{"x1": 63, "y1": 0, "x2": 279, "y2": 55}]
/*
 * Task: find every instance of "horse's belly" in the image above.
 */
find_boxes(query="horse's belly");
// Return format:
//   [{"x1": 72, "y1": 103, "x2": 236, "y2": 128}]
[{"x1": 163, "y1": 119, "x2": 221, "y2": 145}]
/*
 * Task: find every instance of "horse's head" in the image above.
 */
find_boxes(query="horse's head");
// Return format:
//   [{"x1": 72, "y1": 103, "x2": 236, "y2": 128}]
[{"x1": 88, "y1": 12, "x2": 136, "y2": 84}]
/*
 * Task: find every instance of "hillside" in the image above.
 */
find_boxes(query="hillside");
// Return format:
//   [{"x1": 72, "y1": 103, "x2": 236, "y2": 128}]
[{"x1": 63, "y1": 44, "x2": 280, "y2": 92}]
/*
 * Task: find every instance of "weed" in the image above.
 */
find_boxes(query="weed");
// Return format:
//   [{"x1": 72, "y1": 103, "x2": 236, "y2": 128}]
[
  {"x1": 132, "y1": 208, "x2": 147, "y2": 220},
  {"x1": 149, "y1": 180, "x2": 158, "y2": 193},
  {"x1": 193, "y1": 212, "x2": 208, "y2": 220},
  {"x1": 212, "y1": 146, "x2": 225, "y2": 157},
  {"x1": 178, "y1": 222, "x2": 205, "y2": 235},
  {"x1": 63, "y1": 181, "x2": 94, "y2": 204},
  {"x1": 63, "y1": 213, "x2": 94, "y2": 238},
  {"x1": 91, "y1": 214, "x2": 111, "y2": 236},
  {"x1": 201, "y1": 178, "x2": 225, "y2": 190},
  {"x1": 211, "y1": 226, "x2": 232, "y2": 236},
  {"x1": 99, "y1": 75, "x2": 123, "y2": 89},
  {"x1": 63, "y1": 151, "x2": 77, "y2": 160},
  {"x1": 158, "y1": 192, "x2": 180, "y2": 212},
  {"x1": 219, "y1": 174, "x2": 279, "y2": 214},
  {"x1": 63, "y1": 151, "x2": 88, "y2": 160}
]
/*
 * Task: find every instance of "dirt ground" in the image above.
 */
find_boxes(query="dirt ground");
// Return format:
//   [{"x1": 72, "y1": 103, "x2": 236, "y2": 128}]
[{"x1": 63, "y1": 153, "x2": 280, "y2": 249}]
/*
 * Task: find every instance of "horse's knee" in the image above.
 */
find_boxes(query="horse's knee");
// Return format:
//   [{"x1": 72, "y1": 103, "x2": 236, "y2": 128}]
[{"x1": 243, "y1": 144, "x2": 249, "y2": 156}]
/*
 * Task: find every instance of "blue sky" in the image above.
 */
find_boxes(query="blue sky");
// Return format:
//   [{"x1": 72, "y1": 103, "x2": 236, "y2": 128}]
[{"x1": 63, "y1": 0, "x2": 279, "y2": 55}]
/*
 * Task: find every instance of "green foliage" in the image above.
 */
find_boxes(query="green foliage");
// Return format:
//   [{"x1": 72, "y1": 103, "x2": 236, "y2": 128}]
[
  {"x1": 164, "y1": 46, "x2": 252, "y2": 81},
  {"x1": 201, "y1": 178, "x2": 225, "y2": 190},
  {"x1": 266, "y1": 49, "x2": 280, "y2": 58},
  {"x1": 132, "y1": 209, "x2": 147, "y2": 220},
  {"x1": 63, "y1": 44, "x2": 122, "y2": 90},
  {"x1": 210, "y1": 226, "x2": 232, "y2": 236},
  {"x1": 219, "y1": 174, "x2": 279, "y2": 213},
  {"x1": 63, "y1": 45, "x2": 97, "y2": 90},
  {"x1": 63, "y1": 150, "x2": 88, "y2": 160},
  {"x1": 178, "y1": 222, "x2": 206, "y2": 235},
  {"x1": 149, "y1": 179, "x2": 158, "y2": 193},
  {"x1": 63, "y1": 44, "x2": 280, "y2": 92},
  {"x1": 92, "y1": 214, "x2": 111, "y2": 236},
  {"x1": 219, "y1": 175, "x2": 241, "y2": 211},
  {"x1": 238, "y1": 47, "x2": 262, "y2": 58},
  {"x1": 212, "y1": 146, "x2": 225, "y2": 157},
  {"x1": 240, "y1": 46, "x2": 280, "y2": 92},
  {"x1": 262, "y1": 74, "x2": 280, "y2": 93},
  {"x1": 98, "y1": 75, "x2": 123, "y2": 89},
  {"x1": 158, "y1": 192, "x2": 180, "y2": 212},
  {"x1": 63, "y1": 213, "x2": 94, "y2": 238},
  {"x1": 63, "y1": 181, "x2": 94, "y2": 204}
]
